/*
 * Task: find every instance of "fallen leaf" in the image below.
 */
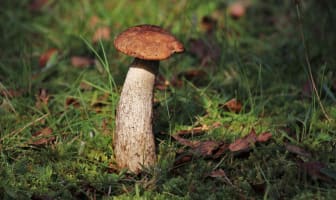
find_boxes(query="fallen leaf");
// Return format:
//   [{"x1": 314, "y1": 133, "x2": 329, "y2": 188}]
[
  {"x1": 285, "y1": 143, "x2": 312, "y2": 158},
  {"x1": 175, "y1": 125, "x2": 208, "y2": 137},
  {"x1": 71, "y1": 56, "x2": 95, "y2": 68},
  {"x1": 92, "y1": 26, "x2": 111, "y2": 43},
  {"x1": 172, "y1": 135, "x2": 200, "y2": 148},
  {"x1": 300, "y1": 161, "x2": 331, "y2": 182},
  {"x1": 195, "y1": 140, "x2": 221, "y2": 157},
  {"x1": 221, "y1": 98, "x2": 242, "y2": 113},
  {"x1": 175, "y1": 122, "x2": 221, "y2": 137},
  {"x1": 228, "y1": 2, "x2": 246, "y2": 19},
  {"x1": 174, "y1": 153, "x2": 193, "y2": 167},
  {"x1": 35, "y1": 88, "x2": 50, "y2": 108},
  {"x1": 30, "y1": 127, "x2": 55, "y2": 146},
  {"x1": 209, "y1": 169, "x2": 226, "y2": 178},
  {"x1": 201, "y1": 16, "x2": 217, "y2": 34},
  {"x1": 229, "y1": 129, "x2": 257, "y2": 152},
  {"x1": 29, "y1": 0, "x2": 49, "y2": 12},
  {"x1": 212, "y1": 143, "x2": 229, "y2": 159},
  {"x1": 256, "y1": 132, "x2": 272, "y2": 142},
  {"x1": 65, "y1": 97, "x2": 80, "y2": 109},
  {"x1": 39, "y1": 48, "x2": 58, "y2": 68}
]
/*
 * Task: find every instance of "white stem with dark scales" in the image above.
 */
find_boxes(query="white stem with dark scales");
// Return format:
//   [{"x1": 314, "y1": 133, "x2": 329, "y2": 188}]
[{"x1": 114, "y1": 58, "x2": 158, "y2": 173}]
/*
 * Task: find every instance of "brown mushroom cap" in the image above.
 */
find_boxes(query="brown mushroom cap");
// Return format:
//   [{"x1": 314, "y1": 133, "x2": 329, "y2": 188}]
[{"x1": 114, "y1": 25, "x2": 184, "y2": 60}]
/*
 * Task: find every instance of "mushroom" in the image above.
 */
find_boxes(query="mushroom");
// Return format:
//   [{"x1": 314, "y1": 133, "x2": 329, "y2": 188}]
[{"x1": 113, "y1": 25, "x2": 184, "y2": 173}]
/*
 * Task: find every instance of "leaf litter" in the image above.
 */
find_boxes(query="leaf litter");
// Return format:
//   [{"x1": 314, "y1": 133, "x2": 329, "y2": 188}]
[{"x1": 29, "y1": 127, "x2": 55, "y2": 146}]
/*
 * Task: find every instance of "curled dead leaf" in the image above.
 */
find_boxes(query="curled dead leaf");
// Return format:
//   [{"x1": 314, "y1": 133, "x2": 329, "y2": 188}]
[
  {"x1": 221, "y1": 98, "x2": 242, "y2": 113},
  {"x1": 229, "y1": 129, "x2": 257, "y2": 152},
  {"x1": 229, "y1": 129, "x2": 272, "y2": 152},
  {"x1": 209, "y1": 169, "x2": 226, "y2": 178},
  {"x1": 256, "y1": 132, "x2": 272, "y2": 142},
  {"x1": 65, "y1": 97, "x2": 80, "y2": 109},
  {"x1": 201, "y1": 16, "x2": 217, "y2": 34},
  {"x1": 174, "y1": 153, "x2": 193, "y2": 167},
  {"x1": 30, "y1": 127, "x2": 55, "y2": 146},
  {"x1": 285, "y1": 143, "x2": 311, "y2": 158},
  {"x1": 39, "y1": 48, "x2": 58, "y2": 68},
  {"x1": 35, "y1": 88, "x2": 50, "y2": 108},
  {"x1": 71, "y1": 56, "x2": 95, "y2": 68},
  {"x1": 175, "y1": 122, "x2": 222, "y2": 137},
  {"x1": 172, "y1": 134, "x2": 200, "y2": 148},
  {"x1": 194, "y1": 140, "x2": 221, "y2": 157}
]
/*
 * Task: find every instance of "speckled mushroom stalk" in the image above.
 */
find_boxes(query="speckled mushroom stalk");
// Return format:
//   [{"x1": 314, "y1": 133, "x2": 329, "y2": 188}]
[
  {"x1": 113, "y1": 25, "x2": 184, "y2": 173},
  {"x1": 114, "y1": 59, "x2": 158, "y2": 173}
]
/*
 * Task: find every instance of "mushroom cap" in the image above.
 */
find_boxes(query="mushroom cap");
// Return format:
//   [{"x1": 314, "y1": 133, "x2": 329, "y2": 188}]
[{"x1": 114, "y1": 25, "x2": 184, "y2": 60}]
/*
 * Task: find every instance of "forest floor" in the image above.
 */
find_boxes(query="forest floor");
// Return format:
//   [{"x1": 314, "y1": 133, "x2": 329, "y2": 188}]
[{"x1": 0, "y1": 0, "x2": 336, "y2": 199}]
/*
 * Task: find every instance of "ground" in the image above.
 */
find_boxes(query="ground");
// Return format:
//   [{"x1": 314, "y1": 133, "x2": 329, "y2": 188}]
[{"x1": 0, "y1": 0, "x2": 336, "y2": 199}]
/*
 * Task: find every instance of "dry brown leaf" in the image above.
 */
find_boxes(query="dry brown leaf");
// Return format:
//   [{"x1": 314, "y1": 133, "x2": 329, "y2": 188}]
[
  {"x1": 209, "y1": 169, "x2": 226, "y2": 178},
  {"x1": 175, "y1": 122, "x2": 221, "y2": 137},
  {"x1": 222, "y1": 98, "x2": 242, "y2": 113},
  {"x1": 39, "y1": 48, "x2": 58, "y2": 68},
  {"x1": 92, "y1": 26, "x2": 111, "y2": 43},
  {"x1": 285, "y1": 143, "x2": 312, "y2": 158},
  {"x1": 175, "y1": 125, "x2": 208, "y2": 137},
  {"x1": 195, "y1": 141, "x2": 221, "y2": 157},
  {"x1": 35, "y1": 88, "x2": 50, "y2": 108},
  {"x1": 212, "y1": 143, "x2": 229, "y2": 159},
  {"x1": 201, "y1": 16, "x2": 217, "y2": 34},
  {"x1": 256, "y1": 132, "x2": 272, "y2": 142},
  {"x1": 71, "y1": 56, "x2": 95, "y2": 68},
  {"x1": 30, "y1": 127, "x2": 55, "y2": 146},
  {"x1": 229, "y1": 129, "x2": 257, "y2": 152},
  {"x1": 174, "y1": 153, "x2": 193, "y2": 167},
  {"x1": 29, "y1": 0, "x2": 49, "y2": 11},
  {"x1": 65, "y1": 97, "x2": 80, "y2": 109},
  {"x1": 172, "y1": 135, "x2": 200, "y2": 148}
]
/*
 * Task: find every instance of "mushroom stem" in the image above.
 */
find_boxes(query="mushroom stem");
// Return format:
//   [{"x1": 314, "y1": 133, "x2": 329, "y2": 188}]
[{"x1": 114, "y1": 58, "x2": 158, "y2": 173}]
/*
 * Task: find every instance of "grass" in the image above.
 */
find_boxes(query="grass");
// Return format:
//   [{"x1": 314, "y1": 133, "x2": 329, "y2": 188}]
[{"x1": 1, "y1": 0, "x2": 336, "y2": 199}]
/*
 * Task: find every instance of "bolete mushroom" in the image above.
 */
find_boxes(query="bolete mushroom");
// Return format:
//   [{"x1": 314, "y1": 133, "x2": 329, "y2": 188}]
[{"x1": 113, "y1": 25, "x2": 184, "y2": 173}]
